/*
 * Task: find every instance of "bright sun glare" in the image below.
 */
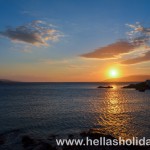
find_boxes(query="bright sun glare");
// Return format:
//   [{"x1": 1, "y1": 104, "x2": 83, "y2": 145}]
[{"x1": 109, "y1": 69, "x2": 118, "y2": 78}]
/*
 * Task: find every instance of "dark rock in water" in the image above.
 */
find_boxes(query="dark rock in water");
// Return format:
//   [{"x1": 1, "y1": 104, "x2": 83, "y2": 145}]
[
  {"x1": 47, "y1": 134, "x2": 59, "y2": 141},
  {"x1": 97, "y1": 85, "x2": 113, "y2": 88},
  {"x1": 48, "y1": 134, "x2": 58, "y2": 141},
  {"x1": 80, "y1": 131, "x2": 88, "y2": 137},
  {"x1": 21, "y1": 135, "x2": 57, "y2": 150},
  {"x1": 68, "y1": 134, "x2": 74, "y2": 139},
  {"x1": 123, "y1": 83, "x2": 137, "y2": 88},
  {"x1": 0, "y1": 135, "x2": 5, "y2": 145},
  {"x1": 80, "y1": 129, "x2": 115, "y2": 140},
  {"x1": 123, "y1": 82, "x2": 146, "y2": 88},
  {"x1": 123, "y1": 81, "x2": 150, "y2": 92},
  {"x1": 22, "y1": 135, "x2": 35, "y2": 148},
  {"x1": 33, "y1": 142, "x2": 57, "y2": 150}
]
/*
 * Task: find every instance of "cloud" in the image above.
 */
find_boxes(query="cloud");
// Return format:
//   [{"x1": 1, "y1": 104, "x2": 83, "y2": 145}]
[
  {"x1": 119, "y1": 22, "x2": 150, "y2": 64},
  {"x1": 0, "y1": 20, "x2": 63, "y2": 47},
  {"x1": 121, "y1": 51, "x2": 150, "y2": 64},
  {"x1": 126, "y1": 22, "x2": 150, "y2": 46},
  {"x1": 80, "y1": 41, "x2": 136, "y2": 59},
  {"x1": 81, "y1": 22, "x2": 150, "y2": 65}
]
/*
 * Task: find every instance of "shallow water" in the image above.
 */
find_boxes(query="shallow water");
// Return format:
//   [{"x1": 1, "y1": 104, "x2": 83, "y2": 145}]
[{"x1": 0, "y1": 82, "x2": 150, "y2": 139}]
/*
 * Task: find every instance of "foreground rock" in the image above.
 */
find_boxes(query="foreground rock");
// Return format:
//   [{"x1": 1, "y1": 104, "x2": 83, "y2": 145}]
[
  {"x1": 1, "y1": 130, "x2": 150, "y2": 150},
  {"x1": 123, "y1": 80, "x2": 150, "y2": 92},
  {"x1": 21, "y1": 135, "x2": 57, "y2": 150},
  {"x1": 0, "y1": 135, "x2": 5, "y2": 145}
]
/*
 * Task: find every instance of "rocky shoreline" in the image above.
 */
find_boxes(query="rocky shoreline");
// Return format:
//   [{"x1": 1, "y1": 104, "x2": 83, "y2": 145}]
[
  {"x1": 123, "y1": 80, "x2": 150, "y2": 92},
  {"x1": 0, "y1": 128, "x2": 150, "y2": 150}
]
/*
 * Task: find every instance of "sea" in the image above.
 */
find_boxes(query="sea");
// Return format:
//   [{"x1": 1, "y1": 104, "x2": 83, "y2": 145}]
[{"x1": 0, "y1": 82, "x2": 150, "y2": 148}]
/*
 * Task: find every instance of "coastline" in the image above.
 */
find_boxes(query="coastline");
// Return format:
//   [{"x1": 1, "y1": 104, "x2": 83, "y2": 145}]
[{"x1": 1, "y1": 128, "x2": 150, "y2": 150}]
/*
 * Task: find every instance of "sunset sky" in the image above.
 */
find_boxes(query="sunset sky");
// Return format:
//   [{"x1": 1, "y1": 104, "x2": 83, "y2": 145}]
[{"x1": 1, "y1": 0, "x2": 150, "y2": 82}]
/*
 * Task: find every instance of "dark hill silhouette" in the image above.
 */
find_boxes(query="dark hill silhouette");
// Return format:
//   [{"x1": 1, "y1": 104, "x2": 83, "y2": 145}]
[
  {"x1": 0, "y1": 79, "x2": 18, "y2": 83},
  {"x1": 104, "y1": 75, "x2": 150, "y2": 82}
]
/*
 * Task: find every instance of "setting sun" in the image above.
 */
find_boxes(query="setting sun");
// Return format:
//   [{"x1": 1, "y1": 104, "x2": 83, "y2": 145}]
[{"x1": 109, "y1": 69, "x2": 119, "y2": 78}]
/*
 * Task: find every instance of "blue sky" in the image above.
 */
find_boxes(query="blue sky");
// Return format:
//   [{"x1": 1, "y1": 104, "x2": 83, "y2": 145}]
[{"x1": 1, "y1": 0, "x2": 150, "y2": 81}]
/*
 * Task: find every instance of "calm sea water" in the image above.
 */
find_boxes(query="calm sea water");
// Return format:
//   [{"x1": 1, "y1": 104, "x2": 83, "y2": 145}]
[{"x1": 0, "y1": 82, "x2": 150, "y2": 139}]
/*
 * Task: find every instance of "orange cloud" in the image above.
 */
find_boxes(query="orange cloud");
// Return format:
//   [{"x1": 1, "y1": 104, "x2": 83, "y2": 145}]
[
  {"x1": 80, "y1": 41, "x2": 136, "y2": 59},
  {"x1": 121, "y1": 51, "x2": 150, "y2": 64}
]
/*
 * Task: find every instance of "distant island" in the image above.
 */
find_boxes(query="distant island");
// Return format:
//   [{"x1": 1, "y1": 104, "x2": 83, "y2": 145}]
[
  {"x1": 0, "y1": 79, "x2": 19, "y2": 84},
  {"x1": 104, "y1": 75, "x2": 150, "y2": 82},
  {"x1": 97, "y1": 85, "x2": 113, "y2": 88},
  {"x1": 123, "y1": 80, "x2": 150, "y2": 92}
]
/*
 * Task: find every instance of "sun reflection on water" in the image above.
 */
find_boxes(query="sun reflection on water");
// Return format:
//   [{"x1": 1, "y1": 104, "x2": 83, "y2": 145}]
[
  {"x1": 112, "y1": 85, "x2": 117, "y2": 90},
  {"x1": 94, "y1": 88, "x2": 137, "y2": 139}
]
